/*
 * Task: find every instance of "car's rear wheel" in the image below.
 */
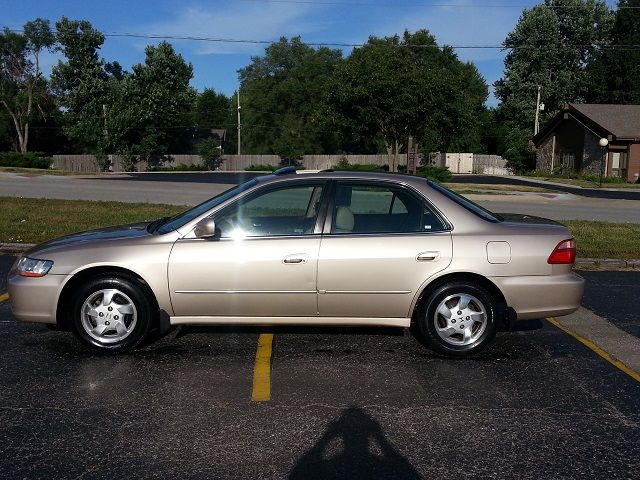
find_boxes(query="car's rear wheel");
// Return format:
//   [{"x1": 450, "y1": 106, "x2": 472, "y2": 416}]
[
  {"x1": 414, "y1": 281, "x2": 497, "y2": 357},
  {"x1": 70, "y1": 275, "x2": 154, "y2": 353}
]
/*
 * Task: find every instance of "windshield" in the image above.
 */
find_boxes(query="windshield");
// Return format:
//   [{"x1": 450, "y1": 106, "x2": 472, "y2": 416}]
[
  {"x1": 156, "y1": 178, "x2": 260, "y2": 234},
  {"x1": 427, "y1": 180, "x2": 503, "y2": 223}
]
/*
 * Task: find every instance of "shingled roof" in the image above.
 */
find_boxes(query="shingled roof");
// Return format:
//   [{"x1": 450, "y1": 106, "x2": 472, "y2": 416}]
[
  {"x1": 533, "y1": 103, "x2": 640, "y2": 145},
  {"x1": 570, "y1": 104, "x2": 640, "y2": 139}
]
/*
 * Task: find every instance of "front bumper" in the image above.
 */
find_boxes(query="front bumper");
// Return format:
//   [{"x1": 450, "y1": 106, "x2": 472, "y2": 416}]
[
  {"x1": 490, "y1": 272, "x2": 585, "y2": 321},
  {"x1": 7, "y1": 272, "x2": 68, "y2": 324}
]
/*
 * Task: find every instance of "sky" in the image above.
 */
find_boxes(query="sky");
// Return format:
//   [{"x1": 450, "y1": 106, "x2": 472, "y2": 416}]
[{"x1": 3, "y1": 0, "x2": 618, "y2": 107}]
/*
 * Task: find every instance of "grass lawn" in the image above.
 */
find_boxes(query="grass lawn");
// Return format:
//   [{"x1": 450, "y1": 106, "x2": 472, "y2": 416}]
[
  {"x1": 444, "y1": 183, "x2": 554, "y2": 194},
  {"x1": 523, "y1": 176, "x2": 640, "y2": 189},
  {"x1": 0, "y1": 197, "x2": 185, "y2": 244},
  {"x1": 0, "y1": 197, "x2": 638, "y2": 259},
  {"x1": 562, "y1": 220, "x2": 640, "y2": 259},
  {"x1": 0, "y1": 167, "x2": 106, "y2": 176}
]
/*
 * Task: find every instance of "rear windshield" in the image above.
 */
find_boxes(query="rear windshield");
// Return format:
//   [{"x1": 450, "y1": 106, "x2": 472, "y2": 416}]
[{"x1": 428, "y1": 180, "x2": 503, "y2": 223}]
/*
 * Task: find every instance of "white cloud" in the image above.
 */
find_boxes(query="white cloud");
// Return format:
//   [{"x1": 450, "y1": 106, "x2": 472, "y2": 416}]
[
  {"x1": 368, "y1": 2, "x2": 522, "y2": 63},
  {"x1": 138, "y1": 2, "x2": 325, "y2": 55}
]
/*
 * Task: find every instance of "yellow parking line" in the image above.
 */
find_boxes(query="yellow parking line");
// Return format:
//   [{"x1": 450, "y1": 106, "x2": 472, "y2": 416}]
[
  {"x1": 0, "y1": 293, "x2": 9, "y2": 303},
  {"x1": 547, "y1": 317, "x2": 640, "y2": 383},
  {"x1": 251, "y1": 333, "x2": 274, "y2": 402}
]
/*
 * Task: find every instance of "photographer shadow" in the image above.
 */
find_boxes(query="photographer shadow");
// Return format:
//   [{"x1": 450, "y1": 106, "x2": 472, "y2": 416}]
[{"x1": 289, "y1": 407, "x2": 423, "y2": 480}]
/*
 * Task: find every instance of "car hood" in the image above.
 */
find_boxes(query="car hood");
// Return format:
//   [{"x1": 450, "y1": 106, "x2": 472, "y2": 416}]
[{"x1": 25, "y1": 222, "x2": 152, "y2": 256}]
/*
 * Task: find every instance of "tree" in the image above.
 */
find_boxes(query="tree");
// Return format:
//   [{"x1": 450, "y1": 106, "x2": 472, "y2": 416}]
[
  {"x1": 587, "y1": 0, "x2": 640, "y2": 103},
  {"x1": 494, "y1": 1, "x2": 613, "y2": 171},
  {"x1": 238, "y1": 37, "x2": 343, "y2": 158},
  {"x1": 0, "y1": 18, "x2": 55, "y2": 152},
  {"x1": 193, "y1": 88, "x2": 230, "y2": 129},
  {"x1": 51, "y1": 17, "x2": 113, "y2": 152},
  {"x1": 104, "y1": 42, "x2": 194, "y2": 167},
  {"x1": 331, "y1": 30, "x2": 488, "y2": 170}
]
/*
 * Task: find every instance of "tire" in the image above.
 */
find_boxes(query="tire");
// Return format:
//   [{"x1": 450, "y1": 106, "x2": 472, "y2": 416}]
[
  {"x1": 413, "y1": 281, "x2": 497, "y2": 357},
  {"x1": 70, "y1": 274, "x2": 155, "y2": 353}
]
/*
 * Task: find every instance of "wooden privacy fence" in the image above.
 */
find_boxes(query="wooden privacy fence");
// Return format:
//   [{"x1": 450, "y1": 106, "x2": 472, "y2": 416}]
[{"x1": 52, "y1": 153, "x2": 510, "y2": 174}]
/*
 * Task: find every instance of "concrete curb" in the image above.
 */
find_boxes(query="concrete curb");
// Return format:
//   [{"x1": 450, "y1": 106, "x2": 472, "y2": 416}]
[
  {"x1": 0, "y1": 243, "x2": 35, "y2": 253},
  {"x1": 1, "y1": 242, "x2": 638, "y2": 271}
]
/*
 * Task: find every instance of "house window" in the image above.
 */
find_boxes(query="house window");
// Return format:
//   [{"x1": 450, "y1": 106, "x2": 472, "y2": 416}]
[{"x1": 610, "y1": 151, "x2": 628, "y2": 179}]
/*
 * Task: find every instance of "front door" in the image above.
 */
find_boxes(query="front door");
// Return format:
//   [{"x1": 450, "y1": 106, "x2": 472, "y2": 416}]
[{"x1": 169, "y1": 181, "x2": 326, "y2": 317}]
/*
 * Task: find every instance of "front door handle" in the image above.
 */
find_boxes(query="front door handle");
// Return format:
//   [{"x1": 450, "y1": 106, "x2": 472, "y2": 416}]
[
  {"x1": 416, "y1": 251, "x2": 440, "y2": 261},
  {"x1": 283, "y1": 254, "x2": 308, "y2": 264}
]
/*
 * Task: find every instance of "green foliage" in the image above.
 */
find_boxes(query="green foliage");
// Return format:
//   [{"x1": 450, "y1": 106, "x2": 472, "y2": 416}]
[
  {"x1": 197, "y1": 137, "x2": 222, "y2": 170},
  {"x1": 149, "y1": 163, "x2": 207, "y2": 171},
  {"x1": 193, "y1": 88, "x2": 230, "y2": 129},
  {"x1": 244, "y1": 164, "x2": 277, "y2": 171},
  {"x1": 526, "y1": 170, "x2": 628, "y2": 183},
  {"x1": 0, "y1": 151, "x2": 52, "y2": 168},
  {"x1": 94, "y1": 152, "x2": 110, "y2": 172},
  {"x1": 333, "y1": 159, "x2": 387, "y2": 172},
  {"x1": 587, "y1": 0, "x2": 640, "y2": 103},
  {"x1": 238, "y1": 37, "x2": 343, "y2": 156},
  {"x1": 415, "y1": 165, "x2": 452, "y2": 182},
  {"x1": 330, "y1": 30, "x2": 488, "y2": 170},
  {"x1": 494, "y1": 1, "x2": 613, "y2": 163},
  {"x1": 51, "y1": 17, "x2": 111, "y2": 152},
  {"x1": 0, "y1": 18, "x2": 55, "y2": 152}
]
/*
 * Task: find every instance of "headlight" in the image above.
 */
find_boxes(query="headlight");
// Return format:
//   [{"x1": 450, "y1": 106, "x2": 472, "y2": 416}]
[{"x1": 17, "y1": 257, "x2": 54, "y2": 277}]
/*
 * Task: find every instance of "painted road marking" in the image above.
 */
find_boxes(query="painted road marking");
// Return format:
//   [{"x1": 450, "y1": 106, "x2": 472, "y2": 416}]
[
  {"x1": 547, "y1": 316, "x2": 640, "y2": 383},
  {"x1": 251, "y1": 333, "x2": 274, "y2": 402},
  {"x1": 0, "y1": 293, "x2": 9, "y2": 303}
]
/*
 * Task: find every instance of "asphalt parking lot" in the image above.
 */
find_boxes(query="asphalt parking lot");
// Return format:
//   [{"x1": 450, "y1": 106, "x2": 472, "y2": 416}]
[{"x1": 1, "y1": 255, "x2": 639, "y2": 479}]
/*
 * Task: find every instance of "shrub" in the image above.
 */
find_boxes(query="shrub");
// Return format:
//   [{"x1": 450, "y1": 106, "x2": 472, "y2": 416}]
[
  {"x1": 149, "y1": 164, "x2": 207, "y2": 172},
  {"x1": 415, "y1": 165, "x2": 452, "y2": 182},
  {"x1": 198, "y1": 138, "x2": 223, "y2": 170},
  {"x1": 333, "y1": 159, "x2": 387, "y2": 171},
  {"x1": 0, "y1": 152, "x2": 52, "y2": 169},
  {"x1": 525, "y1": 170, "x2": 628, "y2": 184},
  {"x1": 245, "y1": 164, "x2": 277, "y2": 172}
]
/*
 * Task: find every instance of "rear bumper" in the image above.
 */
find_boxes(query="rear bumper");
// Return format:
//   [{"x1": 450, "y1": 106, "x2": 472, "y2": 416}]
[
  {"x1": 490, "y1": 272, "x2": 585, "y2": 321},
  {"x1": 7, "y1": 272, "x2": 67, "y2": 324}
]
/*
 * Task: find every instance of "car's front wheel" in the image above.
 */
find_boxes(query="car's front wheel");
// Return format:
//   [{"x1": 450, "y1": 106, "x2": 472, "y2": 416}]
[
  {"x1": 71, "y1": 275, "x2": 154, "y2": 353},
  {"x1": 414, "y1": 281, "x2": 497, "y2": 357}
]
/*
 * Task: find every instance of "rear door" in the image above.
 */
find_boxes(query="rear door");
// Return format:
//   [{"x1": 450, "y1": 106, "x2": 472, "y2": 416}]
[{"x1": 317, "y1": 181, "x2": 453, "y2": 318}]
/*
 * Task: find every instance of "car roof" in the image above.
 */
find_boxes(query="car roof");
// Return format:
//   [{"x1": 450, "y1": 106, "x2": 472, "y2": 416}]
[{"x1": 257, "y1": 168, "x2": 432, "y2": 188}]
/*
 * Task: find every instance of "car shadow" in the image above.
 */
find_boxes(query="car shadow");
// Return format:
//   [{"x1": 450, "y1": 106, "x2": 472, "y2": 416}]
[{"x1": 288, "y1": 406, "x2": 423, "y2": 480}]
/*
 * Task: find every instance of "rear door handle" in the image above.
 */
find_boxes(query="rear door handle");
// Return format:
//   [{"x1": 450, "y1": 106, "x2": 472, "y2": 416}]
[
  {"x1": 416, "y1": 251, "x2": 440, "y2": 261},
  {"x1": 283, "y1": 254, "x2": 308, "y2": 264}
]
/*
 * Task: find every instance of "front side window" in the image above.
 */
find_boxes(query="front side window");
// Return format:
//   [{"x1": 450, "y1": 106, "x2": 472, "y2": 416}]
[
  {"x1": 331, "y1": 183, "x2": 446, "y2": 234},
  {"x1": 215, "y1": 183, "x2": 324, "y2": 238}
]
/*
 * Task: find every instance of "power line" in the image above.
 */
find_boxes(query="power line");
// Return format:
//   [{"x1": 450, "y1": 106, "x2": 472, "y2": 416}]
[
  {"x1": 9, "y1": 29, "x2": 636, "y2": 51},
  {"x1": 241, "y1": 0, "x2": 640, "y2": 8}
]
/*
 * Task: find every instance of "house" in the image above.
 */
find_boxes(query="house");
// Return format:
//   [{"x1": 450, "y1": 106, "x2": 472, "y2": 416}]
[{"x1": 532, "y1": 104, "x2": 640, "y2": 182}]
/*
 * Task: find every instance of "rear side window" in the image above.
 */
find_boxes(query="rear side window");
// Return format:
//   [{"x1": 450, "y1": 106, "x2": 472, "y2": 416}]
[
  {"x1": 331, "y1": 183, "x2": 446, "y2": 234},
  {"x1": 428, "y1": 180, "x2": 503, "y2": 223}
]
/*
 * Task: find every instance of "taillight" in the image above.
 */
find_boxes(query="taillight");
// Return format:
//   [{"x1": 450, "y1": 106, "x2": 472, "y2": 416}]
[{"x1": 547, "y1": 238, "x2": 576, "y2": 264}]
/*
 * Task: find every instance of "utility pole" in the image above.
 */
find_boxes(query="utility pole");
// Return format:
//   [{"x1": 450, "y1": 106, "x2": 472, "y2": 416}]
[
  {"x1": 534, "y1": 86, "x2": 544, "y2": 135},
  {"x1": 102, "y1": 104, "x2": 109, "y2": 140},
  {"x1": 237, "y1": 89, "x2": 241, "y2": 155}
]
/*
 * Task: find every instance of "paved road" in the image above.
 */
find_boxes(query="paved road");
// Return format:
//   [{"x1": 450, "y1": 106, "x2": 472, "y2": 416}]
[
  {"x1": 1, "y1": 172, "x2": 639, "y2": 223},
  {"x1": 450, "y1": 174, "x2": 640, "y2": 201},
  {"x1": 1, "y1": 257, "x2": 639, "y2": 479}
]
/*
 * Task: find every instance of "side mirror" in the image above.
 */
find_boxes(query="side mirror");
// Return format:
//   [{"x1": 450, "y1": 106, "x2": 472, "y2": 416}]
[{"x1": 194, "y1": 218, "x2": 217, "y2": 239}]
